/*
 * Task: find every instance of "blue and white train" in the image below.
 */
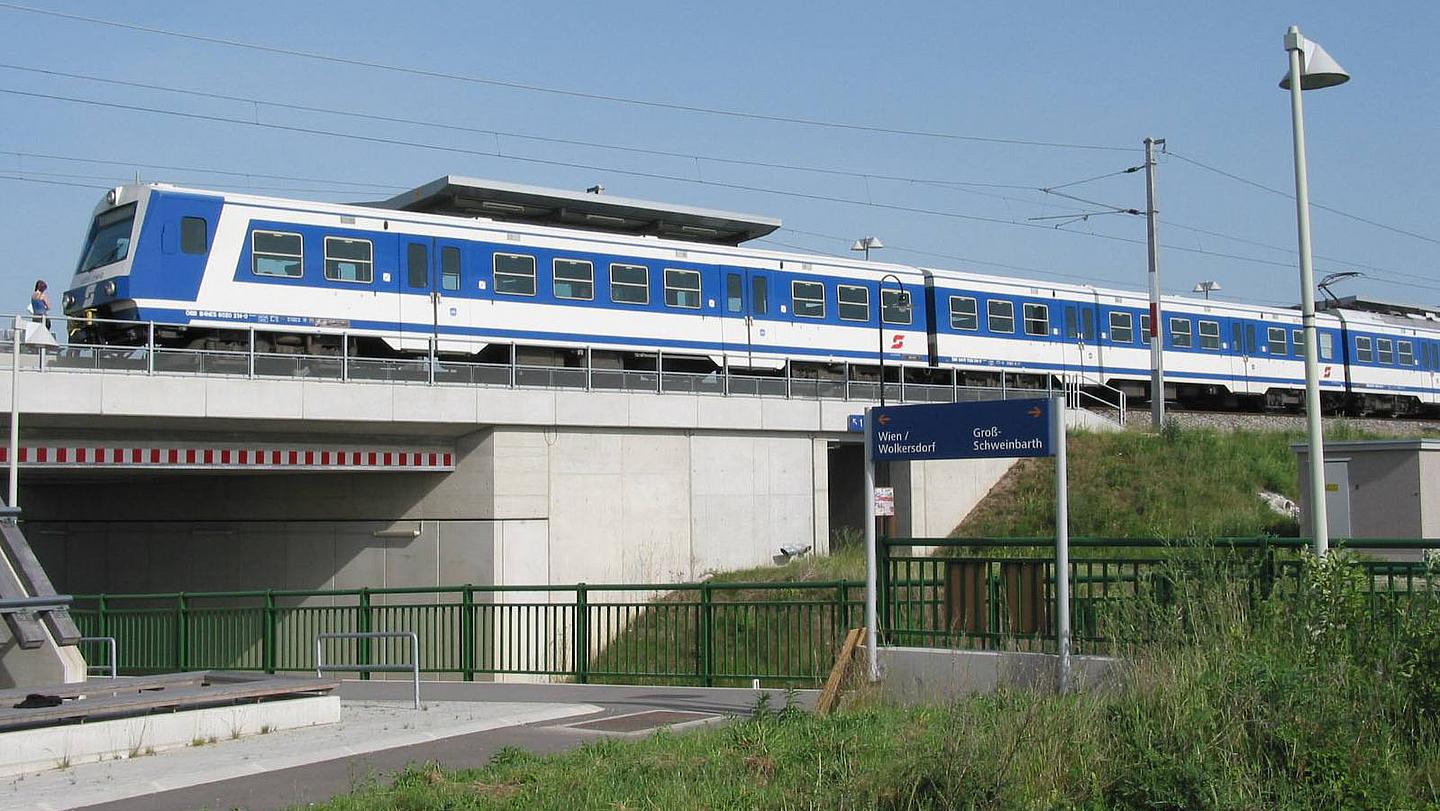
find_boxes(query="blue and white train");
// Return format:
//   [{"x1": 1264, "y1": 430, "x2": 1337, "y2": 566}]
[{"x1": 61, "y1": 178, "x2": 1440, "y2": 415}]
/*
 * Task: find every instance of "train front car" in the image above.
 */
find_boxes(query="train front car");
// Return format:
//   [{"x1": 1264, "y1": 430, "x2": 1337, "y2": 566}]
[{"x1": 63, "y1": 184, "x2": 220, "y2": 345}]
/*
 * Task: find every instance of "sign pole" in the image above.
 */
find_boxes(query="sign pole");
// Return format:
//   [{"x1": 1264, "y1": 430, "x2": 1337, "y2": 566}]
[
  {"x1": 863, "y1": 407, "x2": 879, "y2": 682},
  {"x1": 1052, "y1": 395, "x2": 1071, "y2": 692}
]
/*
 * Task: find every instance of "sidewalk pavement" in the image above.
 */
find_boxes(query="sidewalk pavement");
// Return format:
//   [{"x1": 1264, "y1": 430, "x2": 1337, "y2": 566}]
[{"x1": 3, "y1": 680, "x2": 815, "y2": 811}]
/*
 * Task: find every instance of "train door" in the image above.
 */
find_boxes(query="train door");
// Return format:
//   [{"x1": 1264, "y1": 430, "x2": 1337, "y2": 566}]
[
  {"x1": 398, "y1": 237, "x2": 470, "y2": 354},
  {"x1": 1231, "y1": 321, "x2": 1258, "y2": 395},
  {"x1": 721, "y1": 268, "x2": 779, "y2": 369},
  {"x1": 1063, "y1": 302, "x2": 1098, "y2": 382}
]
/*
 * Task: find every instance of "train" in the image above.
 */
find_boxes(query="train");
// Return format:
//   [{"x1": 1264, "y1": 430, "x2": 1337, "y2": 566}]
[{"x1": 60, "y1": 177, "x2": 1440, "y2": 416}]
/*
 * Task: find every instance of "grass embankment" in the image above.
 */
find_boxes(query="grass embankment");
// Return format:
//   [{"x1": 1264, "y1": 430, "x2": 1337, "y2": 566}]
[{"x1": 309, "y1": 553, "x2": 1440, "y2": 809}]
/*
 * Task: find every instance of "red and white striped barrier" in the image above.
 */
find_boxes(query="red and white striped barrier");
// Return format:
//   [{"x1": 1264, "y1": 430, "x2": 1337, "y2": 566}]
[{"x1": 0, "y1": 445, "x2": 455, "y2": 471}]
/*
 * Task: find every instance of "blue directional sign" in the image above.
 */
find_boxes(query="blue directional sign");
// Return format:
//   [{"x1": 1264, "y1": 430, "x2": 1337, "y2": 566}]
[
  {"x1": 870, "y1": 398, "x2": 1054, "y2": 461},
  {"x1": 847, "y1": 414, "x2": 866, "y2": 433}
]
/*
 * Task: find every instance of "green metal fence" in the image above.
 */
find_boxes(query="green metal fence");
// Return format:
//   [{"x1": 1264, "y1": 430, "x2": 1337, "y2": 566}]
[
  {"x1": 70, "y1": 538, "x2": 1439, "y2": 686},
  {"x1": 72, "y1": 580, "x2": 865, "y2": 687},
  {"x1": 880, "y1": 537, "x2": 1440, "y2": 653}
]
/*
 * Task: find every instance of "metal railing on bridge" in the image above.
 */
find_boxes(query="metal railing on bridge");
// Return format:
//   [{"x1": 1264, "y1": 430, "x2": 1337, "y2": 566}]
[
  {"x1": 67, "y1": 537, "x2": 1440, "y2": 687},
  {"x1": 10, "y1": 313, "x2": 1131, "y2": 420}
]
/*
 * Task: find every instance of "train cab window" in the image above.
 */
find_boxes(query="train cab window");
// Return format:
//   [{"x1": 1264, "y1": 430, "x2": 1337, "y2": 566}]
[
  {"x1": 987, "y1": 300, "x2": 1015, "y2": 334},
  {"x1": 792, "y1": 281, "x2": 825, "y2": 318},
  {"x1": 1266, "y1": 327, "x2": 1287, "y2": 356},
  {"x1": 1023, "y1": 303, "x2": 1049, "y2": 336},
  {"x1": 1355, "y1": 336, "x2": 1373, "y2": 363},
  {"x1": 1199, "y1": 320, "x2": 1221, "y2": 350},
  {"x1": 664, "y1": 269, "x2": 701, "y2": 308},
  {"x1": 949, "y1": 296, "x2": 978, "y2": 331},
  {"x1": 252, "y1": 230, "x2": 304, "y2": 278},
  {"x1": 837, "y1": 285, "x2": 869, "y2": 321},
  {"x1": 1169, "y1": 317, "x2": 1192, "y2": 349},
  {"x1": 610, "y1": 263, "x2": 649, "y2": 305},
  {"x1": 406, "y1": 244, "x2": 428, "y2": 288},
  {"x1": 1377, "y1": 338, "x2": 1394, "y2": 365},
  {"x1": 753, "y1": 276, "x2": 768, "y2": 315},
  {"x1": 1140, "y1": 314, "x2": 1151, "y2": 346},
  {"x1": 882, "y1": 289, "x2": 912, "y2": 325},
  {"x1": 440, "y1": 247, "x2": 461, "y2": 291},
  {"x1": 1109, "y1": 312, "x2": 1133, "y2": 343},
  {"x1": 323, "y1": 237, "x2": 373, "y2": 283},
  {"x1": 180, "y1": 217, "x2": 208, "y2": 254},
  {"x1": 1399, "y1": 340, "x2": 1415, "y2": 366},
  {"x1": 1319, "y1": 332, "x2": 1334, "y2": 361},
  {"x1": 494, "y1": 253, "x2": 536, "y2": 296},
  {"x1": 726, "y1": 273, "x2": 743, "y2": 313},
  {"x1": 554, "y1": 259, "x2": 594, "y2": 300}
]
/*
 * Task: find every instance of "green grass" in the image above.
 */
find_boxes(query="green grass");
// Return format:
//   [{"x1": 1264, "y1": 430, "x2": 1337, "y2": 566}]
[
  {"x1": 306, "y1": 551, "x2": 1440, "y2": 810},
  {"x1": 954, "y1": 424, "x2": 1385, "y2": 539}
]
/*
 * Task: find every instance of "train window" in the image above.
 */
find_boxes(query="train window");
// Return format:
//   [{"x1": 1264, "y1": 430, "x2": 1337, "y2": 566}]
[
  {"x1": 664, "y1": 269, "x2": 701, "y2": 308},
  {"x1": 1140, "y1": 314, "x2": 1151, "y2": 346},
  {"x1": 1064, "y1": 308, "x2": 1077, "y2": 339},
  {"x1": 440, "y1": 247, "x2": 461, "y2": 291},
  {"x1": 987, "y1": 300, "x2": 1015, "y2": 334},
  {"x1": 753, "y1": 276, "x2": 768, "y2": 315},
  {"x1": 1109, "y1": 312, "x2": 1133, "y2": 343},
  {"x1": 323, "y1": 237, "x2": 373, "y2": 283},
  {"x1": 837, "y1": 285, "x2": 869, "y2": 321},
  {"x1": 882, "y1": 289, "x2": 912, "y2": 325},
  {"x1": 1199, "y1": 320, "x2": 1221, "y2": 350},
  {"x1": 610, "y1": 263, "x2": 649, "y2": 305},
  {"x1": 406, "y1": 244, "x2": 428, "y2": 288},
  {"x1": 1023, "y1": 303, "x2": 1048, "y2": 336},
  {"x1": 1293, "y1": 329, "x2": 1305, "y2": 358},
  {"x1": 1399, "y1": 340, "x2": 1415, "y2": 366},
  {"x1": 494, "y1": 253, "x2": 536, "y2": 296},
  {"x1": 1319, "y1": 332, "x2": 1334, "y2": 361},
  {"x1": 1377, "y1": 338, "x2": 1394, "y2": 365},
  {"x1": 554, "y1": 259, "x2": 594, "y2": 301},
  {"x1": 252, "y1": 230, "x2": 303, "y2": 278},
  {"x1": 180, "y1": 217, "x2": 208, "y2": 254},
  {"x1": 792, "y1": 281, "x2": 825, "y2": 318},
  {"x1": 1266, "y1": 327, "x2": 1287, "y2": 356},
  {"x1": 1169, "y1": 317, "x2": 1192, "y2": 349},
  {"x1": 726, "y1": 273, "x2": 743, "y2": 313},
  {"x1": 1355, "y1": 336, "x2": 1373, "y2": 363},
  {"x1": 949, "y1": 297, "x2": 978, "y2": 331}
]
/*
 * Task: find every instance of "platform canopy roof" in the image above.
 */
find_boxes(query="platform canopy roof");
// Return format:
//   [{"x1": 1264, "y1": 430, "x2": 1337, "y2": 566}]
[{"x1": 359, "y1": 176, "x2": 781, "y2": 246}]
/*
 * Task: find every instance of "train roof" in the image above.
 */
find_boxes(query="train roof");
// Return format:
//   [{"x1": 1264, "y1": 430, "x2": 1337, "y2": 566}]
[
  {"x1": 1317, "y1": 295, "x2": 1440, "y2": 324},
  {"x1": 357, "y1": 176, "x2": 781, "y2": 246}
]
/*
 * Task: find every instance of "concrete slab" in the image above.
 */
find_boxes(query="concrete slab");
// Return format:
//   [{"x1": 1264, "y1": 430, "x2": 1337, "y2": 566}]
[
  {"x1": 0, "y1": 697, "x2": 600, "y2": 811},
  {"x1": 880, "y1": 646, "x2": 1122, "y2": 705}
]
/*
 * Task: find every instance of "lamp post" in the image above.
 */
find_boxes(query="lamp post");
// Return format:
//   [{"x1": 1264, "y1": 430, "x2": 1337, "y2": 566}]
[
  {"x1": 1282, "y1": 24, "x2": 1349, "y2": 557},
  {"x1": 877, "y1": 273, "x2": 906, "y2": 406},
  {"x1": 851, "y1": 236, "x2": 883, "y2": 262},
  {"x1": 1192, "y1": 281, "x2": 1221, "y2": 300}
]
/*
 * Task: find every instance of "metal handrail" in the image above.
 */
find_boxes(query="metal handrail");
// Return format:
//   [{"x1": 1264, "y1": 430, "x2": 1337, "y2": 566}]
[
  {"x1": 78, "y1": 635, "x2": 118, "y2": 679},
  {"x1": 315, "y1": 630, "x2": 420, "y2": 709},
  {"x1": 1064, "y1": 377, "x2": 1127, "y2": 426}
]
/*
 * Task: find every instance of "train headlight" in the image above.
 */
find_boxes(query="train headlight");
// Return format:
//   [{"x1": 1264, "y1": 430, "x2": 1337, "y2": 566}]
[
  {"x1": 102, "y1": 280, "x2": 117, "y2": 297},
  {"x1": 106, "y1": 187, "x2": 118, "y2": 205},
  {"x1": 62, "y1": 293, "x2": 74, "y2": 309}
]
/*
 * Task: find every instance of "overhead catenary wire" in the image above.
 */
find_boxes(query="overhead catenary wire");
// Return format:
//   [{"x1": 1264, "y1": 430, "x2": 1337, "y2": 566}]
[
  {"x1": 0, "y1": 2, "x2": 1132, "y2": 153},
  {"x1": 7, "y1": 85, "x2": 1439, "y2": 297}
]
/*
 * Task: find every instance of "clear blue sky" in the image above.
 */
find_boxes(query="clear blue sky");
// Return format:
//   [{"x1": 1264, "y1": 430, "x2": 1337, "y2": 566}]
[{"x1": 0, "y1": 1, "x2": 1435, "y2": 315}]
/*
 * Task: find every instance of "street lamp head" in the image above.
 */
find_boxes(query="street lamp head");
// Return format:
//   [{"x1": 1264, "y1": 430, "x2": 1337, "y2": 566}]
[
  {"x1": 850, "y1": 236, "x2": 884, "y2": 252},
  {"x1": 1192, "y1": 280, "x2": 1221, "y2": 296},
  {"x1": 1281, "y1": 28, "x2": 1350, "y2": 90}
]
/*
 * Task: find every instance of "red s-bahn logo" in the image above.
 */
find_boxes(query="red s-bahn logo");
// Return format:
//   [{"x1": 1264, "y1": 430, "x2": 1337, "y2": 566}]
[{"x1": 890, "y1": 335, "x2": 905, "y2": 350}]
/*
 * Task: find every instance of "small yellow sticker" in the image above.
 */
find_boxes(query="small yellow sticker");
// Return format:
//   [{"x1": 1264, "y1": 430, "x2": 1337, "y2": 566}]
[{"x1": 1325, "y1": 483, "x2": 1339, "y2": 492}]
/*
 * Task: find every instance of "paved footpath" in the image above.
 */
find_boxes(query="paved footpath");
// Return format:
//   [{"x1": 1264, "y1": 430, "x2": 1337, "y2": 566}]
[{"x1": 3, "y1": 681, "x2": 815, "y2": 811}]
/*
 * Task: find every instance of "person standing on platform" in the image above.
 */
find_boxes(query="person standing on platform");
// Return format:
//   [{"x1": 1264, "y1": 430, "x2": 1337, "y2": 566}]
[{"x1": 29, "y1": 280, "x2": 50, "y2": 329}]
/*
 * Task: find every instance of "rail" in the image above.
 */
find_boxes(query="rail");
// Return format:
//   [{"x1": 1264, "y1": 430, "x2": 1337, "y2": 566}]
[
  {"x1": 316, "y1": 630, "x2": 420, "y2": 709},
  {"x1": 63, "y1": 540, "x2": 1440, "y2": 685},
  {"x1": 9, "y1": 312, "x2": 1074, "y2": 409}
]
